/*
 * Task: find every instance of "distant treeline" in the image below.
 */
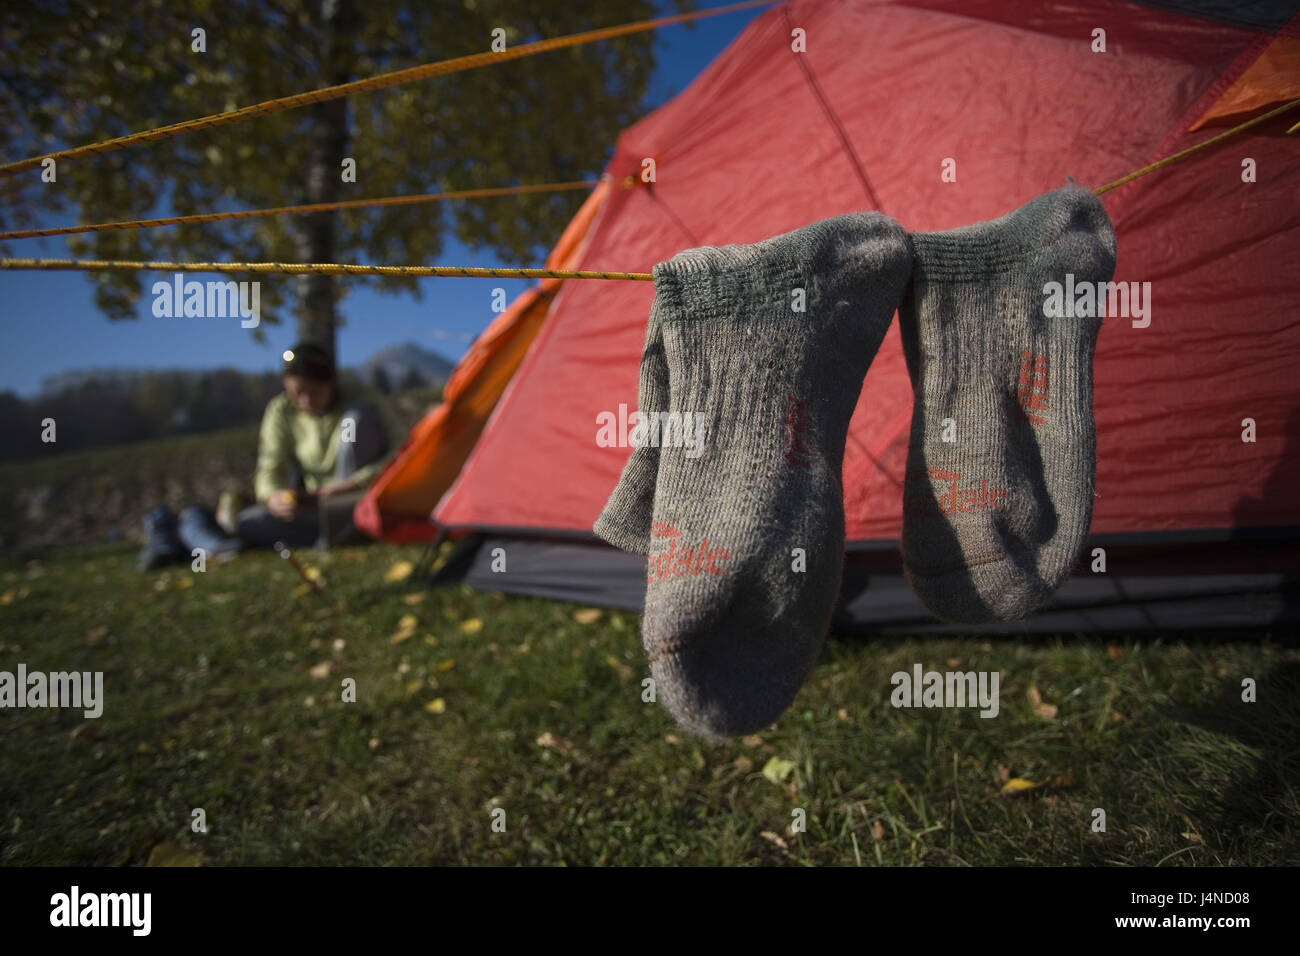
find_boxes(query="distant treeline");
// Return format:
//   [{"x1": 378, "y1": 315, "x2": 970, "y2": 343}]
[{"x1": 0, "y1": 369, "x2": 292, "y2": 461}]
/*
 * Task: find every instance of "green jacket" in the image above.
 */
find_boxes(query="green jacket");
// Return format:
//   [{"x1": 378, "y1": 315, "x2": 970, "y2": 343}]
[{"x1": 253, "y1": 385, "x2": 394, "y2": 502}]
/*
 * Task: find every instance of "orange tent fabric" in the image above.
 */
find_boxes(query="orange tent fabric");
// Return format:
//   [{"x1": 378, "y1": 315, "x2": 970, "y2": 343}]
[
  {"x1": 353, "y1": 179, "x2": 610, "y2": 542},
  {"x1": 1188, "y1": 34, "x2": 1300, "y2": 129}
]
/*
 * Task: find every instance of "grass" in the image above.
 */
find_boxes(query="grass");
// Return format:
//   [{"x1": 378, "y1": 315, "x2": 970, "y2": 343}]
[{"x1": 1, "y1": 540, "x2": 1295, "y2": 866}]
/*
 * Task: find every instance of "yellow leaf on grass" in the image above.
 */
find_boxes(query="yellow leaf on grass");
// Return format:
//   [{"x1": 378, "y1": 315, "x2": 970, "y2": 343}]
[
  {"x1": 385, "y1": 560, "x2": 414, "y2": 583},
  {"x1": 424, "y1": 698, "x2": 446, "y2": 714},
  {"x1": 0, "y1": 590, "x2": 14, "y2": 605},
  {"x1": 762, "y1": 757, "x2": 796, "y2": 784},
  {"x1": 460, "y1": 618, "x2": 483, "y2": 634},
  {"x1": 1001, "y1": 777, "x2": 1042, "y2": 796},
  {"x1": 402, "y1": 592, "x2": 426, "y2": 605},
  {"x1": 390, "y1": 613, "x2": 419, "y2": 643},
  {"x1": 573, "y1": 608, "x2": 603, "y2": 624},
  {"x1": 759, "y1": 830, "x2": 789, "y2": 850},
  {"x1": 303, "y1": 566, "x2": 321, "y2": 582},
  {"x1": 146, "y1": 841, "x2": 203, "y2": 867},
  {"x1": 436, "y1": 658, "x2": 456, "y2": 672},
  {"x1": 1026, "y1": 685, "x2": 1058, "y2": 720}
]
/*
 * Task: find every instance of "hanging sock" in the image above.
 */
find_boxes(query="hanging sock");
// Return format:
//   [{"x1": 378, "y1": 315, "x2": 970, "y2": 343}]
[
  {"x1": 898, "y1": 186, "x2": 1116, "y2": 624},
  {"x1": 641, "y1": 213, "x2": 911, "y2": 737}
]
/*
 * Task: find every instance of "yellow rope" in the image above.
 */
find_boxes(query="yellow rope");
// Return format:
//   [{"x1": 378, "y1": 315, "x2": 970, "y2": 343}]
[
  {"x1": 0, "y1": 0, "x2": 773, "y2": 177},
  {"x1": 1092, "y1": 98, "x2": 1300, "y2": 195},
  {"x1": 4, "y1": 96, "x2": 1293, "y2": 282},
  {"x1": 0, "y1": 181, "x2": 598, "y2": 240},
  {"x1": 0, "y1": 258, "x2": 654, "y2": 281}
]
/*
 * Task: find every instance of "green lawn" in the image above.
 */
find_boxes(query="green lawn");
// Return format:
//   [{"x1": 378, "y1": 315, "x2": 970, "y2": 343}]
[{"x1": 1, "y1": 540, "x2": 1295, "y2": 866}]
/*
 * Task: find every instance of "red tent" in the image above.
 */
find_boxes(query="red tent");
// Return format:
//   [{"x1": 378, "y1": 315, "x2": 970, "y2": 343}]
[{"x1": 366, "y1": 0, "x2": 1300, "y2": 630}]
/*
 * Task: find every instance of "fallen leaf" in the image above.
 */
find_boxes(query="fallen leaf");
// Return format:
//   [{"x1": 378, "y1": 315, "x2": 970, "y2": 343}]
[
  {"x1": 389, "y1": 613, "x2": 419, "y2": 643},
  {"x1": 1047, "y1": 773, "x2": 1080, "y2": 790},
  {"x1": 385, "y1": 560, "x2": 414, "y2": 583},
  {"x1": 759, "y1": 830, "x2": 789, "y2": 850},
  {"x1": 405, "y1": 680, "x2": 423, "y2": 694},
  {"x1": 1027, "y1": 685, "x2": 1058, "y2": 720},
  {"x1": 423, "y1": 634, "x2": 439, "y2": 646},
  {"x1": 86, "y1": 625, "x2": 109, "y2": 647},
  {"x1": 741, "y1": 734, "x2": 764, "y2": 747},
  {"x1": 946, "y1": 657, "x2": 963, "y2": 668},
  {"x1": 308, "y1": 661, "x2": 332, "y2": 679},
  {"x1": 1181, "y1": 830, "x2": 1203, "y2": 843},
  {"x1": 146, "y1": 841, "x2": 203, "y2": 867},
  {"x1": 424, "y1": 698, "x2": 446, "y2": 714},
  {"x1": 573, "y1": 608, "x2": 603, "y2": 624},
  {"x1": 536, "y1": 731, "x2": 574, "y2": 752},
  {"x1": 733, "y1": 756, "x2": 753, "y2": 773},
  {"x1": 1106, "y1": 644, "x2": 1125, "y2": 659},
  {"x1": 1001, "y1": 777, "x2": 1043, "y2": 796},
  {"x1": 871, "y1": 820, "x2": 886, "y2": 840},
  {"x1": 995, "y1": 764, "x2": 1011, "y2": 784},
  {"x1": 302, "y1": 566, "x2": 321, "y2": 582},
  {"x1": 436, "y1": 658, "x2": 456, "y2": 672},
  {"x1": 663, "y1": 733, "x2": 680, "y2": 745},
  {"x1": 0, "y1": 590, "x2": 13, "y2": 606},
  {"x1": 837, "y1": 707, "x2": 850, "y2": 722},
  {"x1": 762, "y1": 756, "x2": 796, "y2": 784},
  {"x1": 368, "y1": 737, "x2": 381, "y2": 750},
  {"x1": 402, "y1": 592, "x2": 426, "y2": 605},
  {"x1": 459, "y1": 618, "x2": 483, "y2": 634}
]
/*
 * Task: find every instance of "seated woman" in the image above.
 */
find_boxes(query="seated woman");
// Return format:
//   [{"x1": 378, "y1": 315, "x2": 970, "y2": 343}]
[{"x1": 236, "y1": 343, "x2": 391, "y2": 549}]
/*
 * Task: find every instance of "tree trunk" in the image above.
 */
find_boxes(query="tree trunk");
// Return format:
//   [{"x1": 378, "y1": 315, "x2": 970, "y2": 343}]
[{"x1": 294, "y1": 0, "x2": 356, "y2": 364}]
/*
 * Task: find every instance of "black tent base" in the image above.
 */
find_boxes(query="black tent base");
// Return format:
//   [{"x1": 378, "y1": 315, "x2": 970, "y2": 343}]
[{"x1": 431, "y1": 531, "x2": 1300, "y2": 634}]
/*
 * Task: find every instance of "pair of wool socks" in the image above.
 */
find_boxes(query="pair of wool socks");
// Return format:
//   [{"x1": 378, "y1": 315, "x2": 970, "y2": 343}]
[{"x1": 596, "y1": 187, "x2": 1115, "y2": 737}]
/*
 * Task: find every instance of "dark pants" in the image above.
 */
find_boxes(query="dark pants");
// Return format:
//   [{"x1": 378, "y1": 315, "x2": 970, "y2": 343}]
[{"x1": 237, "y1": 402, "x2": 386, "y2": 549}]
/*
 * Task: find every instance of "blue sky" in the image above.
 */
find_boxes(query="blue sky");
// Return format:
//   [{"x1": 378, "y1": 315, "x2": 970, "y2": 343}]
[{"x1": 0, "y1": 3, "x2": 765, "y2": 397}]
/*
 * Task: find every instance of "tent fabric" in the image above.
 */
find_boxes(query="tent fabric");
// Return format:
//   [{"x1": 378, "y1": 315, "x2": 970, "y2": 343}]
[
  {"x1": 353, "y1": 180, "x2": 610, "y2": 542},
  {"x1": 434, "y1": 0, "x2": 1300, "y2": 559},
  {"x1": 1189, "y1": 35, "x2": 1300, "y2": 128},
  {"x1": 456, "y1": 536, "x2": 1300, "y2": 632}
]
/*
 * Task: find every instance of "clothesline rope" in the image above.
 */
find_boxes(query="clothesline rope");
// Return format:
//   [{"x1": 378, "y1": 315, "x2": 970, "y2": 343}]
[
  {"x1": 0, "y1": 181, "x2": 599, "y2": 240},
  {"x1": 1, "y1": 99, "x2": 1293, "y2": 281},
  {"x1": 0, "y1": 258, "x2": 654, "y2": 281},
  {"x1": 1090, "y1": 97, "x2": 1299, "y2": 195},
  {"x1": 0, "y1": 0, "x2": 774, "y2": 177}
]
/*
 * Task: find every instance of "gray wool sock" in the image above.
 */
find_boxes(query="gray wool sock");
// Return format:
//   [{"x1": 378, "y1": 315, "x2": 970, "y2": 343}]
[
  {"x1": 642, "y1": 213, "x2": 911, "y2": 738},
  {"x1": 898, "y1": 186, "x2": 1116, "y2": 624},
  {"x1": 593, "y1": 300, "x2": 666, "y2": 555}
]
